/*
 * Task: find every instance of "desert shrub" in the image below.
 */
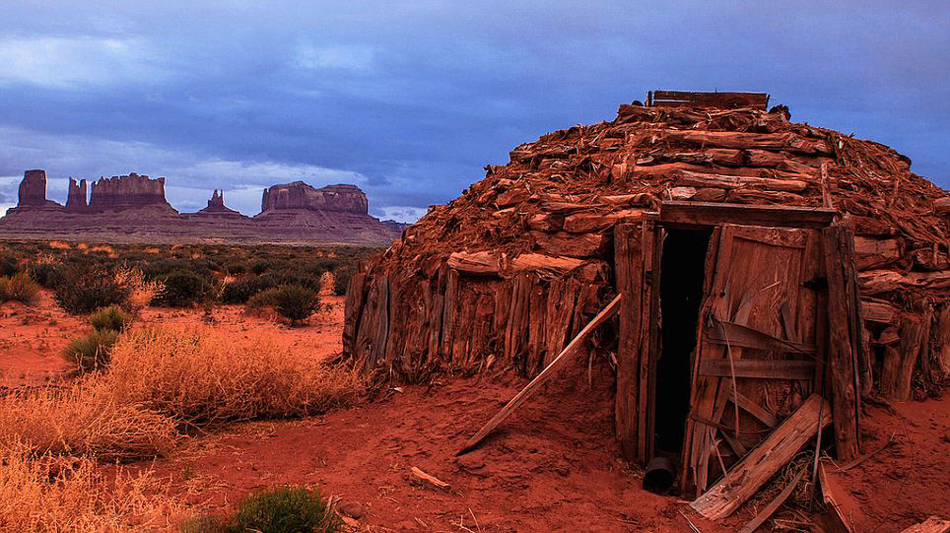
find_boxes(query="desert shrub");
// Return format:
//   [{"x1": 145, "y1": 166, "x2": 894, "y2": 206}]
[
  {"x1": 115, "y1": 265, "x2": 164, "y2": 314},
  {"x1": 107, "y1": 327, "x2": 362, "y2": 425},
  {"x1": 231, "y1": 486, "x2": 339, "y2": 533},
  {"x1": 152, "y1": 269, "x2": 211, "y2": 307},
  {"x1": 0, "y1": 444, "x2": 181, "y2": 531},
  {"x1": 0, "y1": 272, "x2": 40, "y2": 304},
  {"x1": 63, "y1": 329, "x2": 119, "y2": 371},
  {"x1": 274, "y1": 285, "x2": 319, "y2": 325},
  {"x1": 333, "y1": 266, "x2": 355, "y2": 296},
  {"x1": 246, "y1": 287, "x2": 282, "y2": 310},
  {"x1": 221, "y1": 275, "x2": 271, "y2": 304},
  {"x1": 0, "y1": 384, "x2": 177, "y2": 459},
  {"x1": 54, "y1": 266, "x2": 131, "y2": 314},
  {"x1": 180, "y1": 514, "x2": 230, "y2": 533},
  {"x1": 89, "y1": 305, "x2": 133, "y2": 332},
  {"x1": 29, "y1": 260, "x2": 63, "y2": 288},
  {"x1": 0, "y1": 253, "x2": 18, "y2": 277}
]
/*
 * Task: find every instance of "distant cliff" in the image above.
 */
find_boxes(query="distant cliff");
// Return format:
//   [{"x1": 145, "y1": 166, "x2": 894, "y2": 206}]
[
  {"x1": 0, "y1": 170, "x2": 403, "y2": 245},
  {"x1": 261, "y1": 182, "x2": 368, "y2": 214}
]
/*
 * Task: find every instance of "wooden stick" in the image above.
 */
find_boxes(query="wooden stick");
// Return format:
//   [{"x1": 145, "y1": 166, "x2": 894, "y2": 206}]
[
  {"x1": 739, "y1": 466, "x2": 806, "y2": 533},
  {"x1": 456, "y1": 294, "x2": 622, "y2": 455}
]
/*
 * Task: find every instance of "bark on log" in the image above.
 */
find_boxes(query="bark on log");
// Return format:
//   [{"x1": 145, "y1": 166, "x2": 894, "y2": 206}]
[
  {"x1": 531, "y1": 230, "x2": 607, "y2": 258},
  {"x1": 447, "y1": 251, "x2": 502, "y2": 276},
  {"x1": 674, "y1": 169, "x2": 809, "y2": 192}
]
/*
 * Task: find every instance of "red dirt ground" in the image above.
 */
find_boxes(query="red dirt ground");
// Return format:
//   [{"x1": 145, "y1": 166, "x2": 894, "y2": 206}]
[{"x1": 3, "y1": 290, "x2": 948, "y2": 531}]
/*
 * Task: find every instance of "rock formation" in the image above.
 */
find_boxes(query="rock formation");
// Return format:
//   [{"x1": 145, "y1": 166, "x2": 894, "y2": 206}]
[
  {"x1": 191, "y1": 190, "x2": 247, "y2": 218},
  {"x1": 16, "y1": 170, "x2": 59, "y2": 209},
  {"x1": 0, "y1": 172, "x2": 403, "y2": 245},
  {"x1": 88, "y1": 173, "x2": 174, "y2": 212},
  {"x1": 65, "y1": 178, "x2": 88, "y2": 212},
  {"x1": 261, "y1": 182, "x2": 368, "y2": 214}
]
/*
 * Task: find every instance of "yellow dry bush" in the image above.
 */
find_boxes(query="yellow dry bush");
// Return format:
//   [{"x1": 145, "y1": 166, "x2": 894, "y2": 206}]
[
  {"x1": 0, "y1": 444, "x2": 182, "y2": 532},
  {"x1": 49, "y1": 240, "x2": 71, "y2": 250},
  {"x1": 107, "y1": 327, "x2": 362, "y2": 425},
  {"x1": 0, "y1": 383, "x2": 178, "y2": 461},
  {"x1": 114, "y1": 265, "x2": 164, "y2": 314},
  {"x1": 76, "y1": 243, "x2": 89, "y2": 251}
]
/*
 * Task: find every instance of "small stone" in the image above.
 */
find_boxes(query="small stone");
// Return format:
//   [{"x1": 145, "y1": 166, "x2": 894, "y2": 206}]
[{"x1": 338, "y1": 501, "x2": 364, "y2": 519}]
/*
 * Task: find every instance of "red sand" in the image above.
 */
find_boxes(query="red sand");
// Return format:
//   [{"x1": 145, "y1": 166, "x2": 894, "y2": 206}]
[{"x1": 3, "y1": 290, "x2": 948, "y2": 531}]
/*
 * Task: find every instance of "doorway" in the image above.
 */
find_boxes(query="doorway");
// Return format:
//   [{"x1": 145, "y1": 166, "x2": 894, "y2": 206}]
[{"x1": 655, "y1": 228, "x2": 712, "y2": 457}]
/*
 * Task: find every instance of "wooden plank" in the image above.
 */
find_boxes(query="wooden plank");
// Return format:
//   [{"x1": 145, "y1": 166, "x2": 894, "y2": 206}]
[
  {"x1": 739, "y1": 466, "x2": 807, "y2": 533},
  {"x1": 730, "y1": 389, "x2": 778, "y2": 428},
  {"x1": 690, "y1": 394, "x2": 832, "y2": 520},
  {"x1": 707, "y1": 318, "x2": 816, "y2": 354},
  {"x1": 661, "y1": 201, "x2": 836, "y2": 229},
  {"x1": 823, "y1": 225, "x2": 861, "y2": 461},
  {"x1": 456, "y1": 294, "x2": 622, "y2": 456},
  {"x1": 674, "y1": 169, "x2": 809, "y2": 192},
  {"x1": 883, "y1": 315, "x2": 924, "y2": 400},
  {"x1": 644, "y1": 223, "x2": 662, "y2": 462},
  {"x1": 699, "y1": 359, "x2": 815, "y2": 380}
]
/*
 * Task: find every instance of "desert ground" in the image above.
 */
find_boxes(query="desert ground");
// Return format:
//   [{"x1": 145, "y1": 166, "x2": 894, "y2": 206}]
[{"x1": 1, "y1": 246, "x2": 947, "y2": 532}]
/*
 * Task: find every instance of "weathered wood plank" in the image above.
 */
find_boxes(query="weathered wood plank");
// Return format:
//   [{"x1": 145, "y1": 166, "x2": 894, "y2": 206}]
[
  {"x1": 447, "y1": 251, "x2": 501, "y2": 276},
  {"x1": 823, "y1": 225, "x2": 861, "y2": 461},
  {"x1": 661, "y1": 201, "x2": 836, "y2": 229},
  {"x1": 690, "y1": 394, "x2": 832, "y2": 520},
  {"x1": 730, "y1": 389, "x2": 778, "y2": 428},
  {"x1": 699, "y1": 359, "x2": 815, "y2": 380},
  {"x1": 614, "y1": 224, "x2": 643, "y2": 461},
  {"x1": 707, "y1": 318, "x2": 816, "y2": 354}
]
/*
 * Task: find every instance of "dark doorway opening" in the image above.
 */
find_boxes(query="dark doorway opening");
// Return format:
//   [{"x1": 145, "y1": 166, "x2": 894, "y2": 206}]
[{"x1": 655, "y1": 228, "x2": 713, "y2": 457}]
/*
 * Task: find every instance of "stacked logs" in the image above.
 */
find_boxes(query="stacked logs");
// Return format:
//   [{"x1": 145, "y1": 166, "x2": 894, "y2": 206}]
[{"x1": 342, "y1": 101, "x2": 950, "y2": 399}]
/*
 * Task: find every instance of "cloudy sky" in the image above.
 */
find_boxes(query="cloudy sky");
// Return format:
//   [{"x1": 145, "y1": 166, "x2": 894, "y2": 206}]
[{"x1": 0, "y1": 1, "x2": 947, "y2": 220}]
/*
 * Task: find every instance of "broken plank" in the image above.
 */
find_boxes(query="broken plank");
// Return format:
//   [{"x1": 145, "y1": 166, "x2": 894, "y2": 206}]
[
  {"x1": 707, "y1": 318, "x2": 816, "y2": 354},
  {"x1": 899, "y1": 517, "x2": 950, "y2": 533},
  {"x1": 739, "y1": 466, "x2": 807, "y2": 533},
  {"x1": 690, "y1": 394, "x2": 832, "y2": 520},
  {"x1": 410, "y1": 466, "x2": 450, "y2": 490},
  {"x1": 698, "y1": 359, "x2": 815, "y2": 380},
  {"x1": 457, "y1": 294, "x2": 622, "y2": 455}
]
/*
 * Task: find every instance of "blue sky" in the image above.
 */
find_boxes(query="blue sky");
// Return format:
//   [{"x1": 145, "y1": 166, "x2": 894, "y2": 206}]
[{"x1": 0, "y1": 1, "x2": 947, "y2": 221}]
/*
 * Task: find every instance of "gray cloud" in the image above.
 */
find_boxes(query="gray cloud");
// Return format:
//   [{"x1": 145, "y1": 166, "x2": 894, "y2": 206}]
[{"x1": 0, "y1": 0, "x2": 946, "y2": 224}]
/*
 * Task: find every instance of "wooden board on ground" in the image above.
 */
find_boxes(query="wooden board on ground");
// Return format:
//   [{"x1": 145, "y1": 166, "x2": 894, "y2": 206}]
[{"x1": 690, "y1": 394, "x2": 832, "y2": 520}]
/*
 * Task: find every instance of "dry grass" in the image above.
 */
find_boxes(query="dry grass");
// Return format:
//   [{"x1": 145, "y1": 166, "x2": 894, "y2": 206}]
[
  {"x1": 107, "y1": 327, "x2": 362, "y2": 425},
  {"x1": 0, "y1": 326, "x2": 361, "y2": 460},
  {"x1": 0, "y1": 384, "x2": 178, "y2": 460},
  {"x1": 0, "y1": 443, "x2": 182, "y2": 532},
  {"x1": 49, "y1": 240, "x2": 72, "y2": 250}
]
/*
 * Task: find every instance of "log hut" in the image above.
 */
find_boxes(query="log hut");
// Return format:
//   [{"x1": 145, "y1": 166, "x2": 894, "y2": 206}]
[{"x1": 342, "y1": 91, "x2": 950, "y2": 499}]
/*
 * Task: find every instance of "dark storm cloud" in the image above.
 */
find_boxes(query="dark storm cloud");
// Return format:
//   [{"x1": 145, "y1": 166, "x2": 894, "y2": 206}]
[{"x1": 0, "y1": 1, "x2": 947, "y2": 220}]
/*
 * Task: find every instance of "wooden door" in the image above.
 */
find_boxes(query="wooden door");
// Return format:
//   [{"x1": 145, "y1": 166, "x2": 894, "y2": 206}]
[{"x1": 681, "y1": 224, "x2": 822, "y2": 492}]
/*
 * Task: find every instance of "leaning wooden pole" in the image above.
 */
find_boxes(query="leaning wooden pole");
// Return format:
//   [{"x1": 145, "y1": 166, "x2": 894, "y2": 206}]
[{"x1": 456, "y1": 294, "x2": 622, "y2": 456}]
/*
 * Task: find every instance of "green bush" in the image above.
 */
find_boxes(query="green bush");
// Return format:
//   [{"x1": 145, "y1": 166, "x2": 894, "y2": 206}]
[
  {"x1": 181, "y1": 486, "x2": 339, "y2": 533},
  {"x1": 0, "y1": 272, "x2": 40, "y2": 304},
  {"x1": 152, "y1": 269, "x2": 211, "y2": 307},
  {"x1": 89, "y1": 305, "x2": 133, "y2": 332},
  {"x1": 274, "y1": 285, "x2": 319, "y2": 325},
  {"x1": 246, "y1": 287, "x2": 282, "y2": 310},
  {"x1": 53, "y1": 266, "x2": 131, "y2": 314},
  {"x1": 0, "y1": 253, "x2": 19, "y2": 277},
  {"x1": 28, "y1": 261, "x2": 63, "y2": 288},
  {"x1": 62, "y1": 329, "x2": 119, "y2": 371},
  {"x1": 232, "y1": 486, "x2": 339, "y2": 533},
  {"x1": 221, "y1": 275, "x2": 271, "y2": 304},
  {"x1": 333, "y1": 266, "x2": 355, "y2": 296}
]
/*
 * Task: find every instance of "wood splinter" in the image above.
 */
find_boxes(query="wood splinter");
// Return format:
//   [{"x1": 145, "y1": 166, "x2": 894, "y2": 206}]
[
  {"x1": 410, "y1": 466, "x2": 450, "y2": 490},
  {"x1": 456, "y1": 294, "x2": 623, "y2": 456}
]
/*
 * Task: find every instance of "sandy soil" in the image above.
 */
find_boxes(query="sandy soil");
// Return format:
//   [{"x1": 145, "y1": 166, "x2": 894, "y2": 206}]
[{"x1": 2, "y1": 290, "x2": 948, "y2": 532}]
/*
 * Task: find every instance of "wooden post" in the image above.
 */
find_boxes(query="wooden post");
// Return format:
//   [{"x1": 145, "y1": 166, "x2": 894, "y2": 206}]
[
  {"x1": 614, "y1": 223, "x2": 643, "y2": 461},
  {"x1": 822, "y1": 225, "x2": 860, "y2": 461}
]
